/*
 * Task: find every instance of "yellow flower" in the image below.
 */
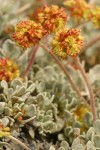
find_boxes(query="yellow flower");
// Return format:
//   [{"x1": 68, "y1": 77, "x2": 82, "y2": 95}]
[
  {"x1": 52, "y1": 28, "x2": 84, "y2": 58},
  {"x1": 0, "y1": 58, "x2": 20, "y2": 81},
  {"x1": 73, "y1": 104, "x2": 90, "y2": 132},
  {"x1": 12, "y1": 20, "x2": 43, "y2": 48},
  {"x1": 91, "y1": 6, "x2": 100, "y2": 28},
  {"x1": 34, "y1": 5, "x2": 67, "y2": 34},
  {"x1": 64, "y1": 0, "x2": 91, "y2": 23},
  {"x1": 0, "y1": 124, "x2": 10, "y2": 138}
]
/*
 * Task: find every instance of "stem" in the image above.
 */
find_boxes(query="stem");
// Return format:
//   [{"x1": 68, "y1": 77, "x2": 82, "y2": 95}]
[
  {"x1": 89, "y1": 0, "x2": 94, "y2": 4},
  {"x1": 39, "y1": 43, "x2": 89, "y2": 107},
  {"x1": 75, "y1": 57, "x2": 96, "y2": 121},
  {"x1": 41, "y1": 0, "x2": 47, "y2": 6},
  {"x1": 9, "y1": 135, "x2": 30, "y2": 150},
  {"x1": 81, "y1": 34, "x2": 100, "y2": 53},
  {"x1": 16, "y1": 3, "x2": 31, "y2": 14},
  {"x1": 23, "y1": 45, "x2": 39, "y2": 78}
]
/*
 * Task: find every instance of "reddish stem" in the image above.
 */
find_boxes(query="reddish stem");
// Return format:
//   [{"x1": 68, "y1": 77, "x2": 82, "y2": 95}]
[
  {"x1": 81, "y1": 34, "x2": 100, "y2": 53},
  {"x1": 23, "y1": 45, "x2": 39, "y2": 78},
  {"x1": 41, "y1": 0, "x2": 47, "y2": 6},
  {"x1": 75, "y1": 57, "x2": 96, "y2": 121}
]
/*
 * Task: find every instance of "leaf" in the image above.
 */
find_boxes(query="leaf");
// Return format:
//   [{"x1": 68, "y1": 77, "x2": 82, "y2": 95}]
[
  {"x1": 60, "y1": 141, "x2": 69, "y2": 149},
  {"x1": 93, "y1": 119, "x2": 100, "y2": 134},
  {"x1": 72, "y1": 137, "x2": 80, "y2": 148},
  {"x1": 93, "y1": 135, "x2": 100, "y2": 148}
]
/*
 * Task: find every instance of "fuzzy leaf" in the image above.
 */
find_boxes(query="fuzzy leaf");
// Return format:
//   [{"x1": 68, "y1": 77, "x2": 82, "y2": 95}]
[
  {"x1": 60, "y1": 141, "x2": 69, "y2": 149},
  {"x1": 0, "y1": 102, "x2": 5, "y2": 114},
  {"x1": 2, "y1": 118, "x2": 9, "y2": 127},
  {"x1": 93, "y1": 135, "x2": 100, "y2": 148},
  {"x1": 64, "y1": 126, "x2": 73, "y2": 137},
  {"x1": 93, "y1": 119, "x2": 100, "y2": 134},
  {"x1": 86, "y1": 141, "x2": 95, "y2": 150},
  {"x1": 26, "y1": 104, "x2": 36, "y2": 117},
  {"x1": 49, "y1": 146, "x2": 55, "y2": 150},
  {"x1": 83, "y1": 112, "x2": 93, "y2": 128},
  {"x1": 28, "y1": 127, "x2": 35, "y2": 139},
  {"x1": 72, "y1": 137, "x2": 80, "y2": 148},
  {"x1": 72, "y1": 144, "x2": 84, "y2": 150}
]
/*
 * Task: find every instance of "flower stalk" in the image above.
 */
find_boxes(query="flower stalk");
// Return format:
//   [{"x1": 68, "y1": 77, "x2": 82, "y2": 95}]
[
  {"x1": 23, "y1": 45, "x2": 39, "y2": 78},
  {"x1": 41, "y1": 0, "x2": 47, "y2": 6},
  {"x1": 74, "y1": 57, "x2": 96, "y2": 121},
  {"x1": 81, "y1": 34, "x2": 100, "y2": 53}
]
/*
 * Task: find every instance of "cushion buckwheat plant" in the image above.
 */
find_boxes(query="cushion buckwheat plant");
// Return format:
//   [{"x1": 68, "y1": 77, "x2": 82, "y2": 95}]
[
  {"x1": 0, "y1": 58, "x2": 20, "y2": 81},
  {"x1": 12, "y1": 20, "x2": 43, "y2": 48},
  {"x1": 52, "y1": 28, "x2": 84, "y2": 58},
  {"x1": 33, "y1": 5, "x2": 67, "y2": 34}
]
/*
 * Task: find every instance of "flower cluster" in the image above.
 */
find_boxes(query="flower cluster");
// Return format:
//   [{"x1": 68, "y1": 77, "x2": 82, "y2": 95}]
[
  {"x1": 63, "y1": 0, "x2": 91, "y2": 23},
  {"x1": 0, "y1": 58, "x2": 20, "y2": 81},
  {"x1": 52, "y1": 28, "x2": 84, "y2": 58},
  {"x1": 91, "y1": 6, "x2": 100, "y2": 28},
  {"x1": 12, "y1": 20, "x2": 43, "y2": 48},
  {"x1": 73, "y1": 104, "x2": 90, "y2": 131},
  {"x1": 0, "y1": 123, "x2": 10, "y2": 138},
  {"x1": 34, "y1": 5, "x2": 67, "y2": 34}
]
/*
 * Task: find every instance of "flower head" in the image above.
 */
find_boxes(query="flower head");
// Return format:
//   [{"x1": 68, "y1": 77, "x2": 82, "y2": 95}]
[
  {"x1": 12, "y1": 20, "x2": 43, "y2": 48},
  {"x1": 52, "y1": 28, "x2": 84, "y2": 58},
  {"x1": 64, "y1": 0, "x2": 91, "y2": 23},
  {"x1": 73, "y1": 104, "x2": 90, "y2": 132},
  {"x1": 34, "y1": 5, "x2": 67, "y2": 34},
  {"x1": 0, "y1": 123, "x2": 10, "y2": 138},
  {"x1": 91, "y1": 6, "x2": 100, "y2": 28},
  {"x1": 0, "y1": 58, "x2": 20, "y2": 81}
]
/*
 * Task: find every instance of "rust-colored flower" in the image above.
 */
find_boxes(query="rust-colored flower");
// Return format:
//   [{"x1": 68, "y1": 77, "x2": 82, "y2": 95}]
[
  {"x1": 34, "y1": 5, "x2": 67, "y2": 34},
  {"x1": 91, "y1": 6, "x2": 100, "y2": 28},
  {"x1": 12, "y1": 20, "x2": 43, "y2": 48},
  {"x1": 63, "y1": 0, "x2": 91, "y2": 23},
  {"x1": 0, "y1": 58, "x2": 20, "y2": 81},
  {"x1": 52, "y1": 28, "x2": 84, "y2": 58}
]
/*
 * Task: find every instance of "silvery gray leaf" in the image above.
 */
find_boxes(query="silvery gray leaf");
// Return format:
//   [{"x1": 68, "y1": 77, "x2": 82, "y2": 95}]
[
  {"x1": 60, "y1": 141, "x2": 69, "y2": 149},
  {"x1": 72, "y1": 137, "x2": 80, "y2": 149},
  {"x1": 86, "y1": 141, "x2": 95, "y2": 150},
  {"x1": 93, "y1": 135, "x2": 100, "y2": 148},
  {"x1": 93, "y1": 119, "x2": 100, "y2": 134}
]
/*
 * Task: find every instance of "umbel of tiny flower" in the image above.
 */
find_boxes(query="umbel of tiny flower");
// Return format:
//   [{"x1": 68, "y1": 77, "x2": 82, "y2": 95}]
[
  {"x1": 91, "y1": 6, "x2": 100, "y2": 28},
  {"x1": 12, "y1": 20, "x2": 43, "y2": 48},
  {"x1": 0, "y1": 123, "x2": 10, "y2": 138},
  {"x1": 0, "y1": 58, "x2": 20, "y2": 81},
  {"x1": 33, "y1": 5, "x2": 67, "y2": 34},
  {"x1": 52, "y1": 28, "x2": 84, "y2": 58},
  {"x1": 73, "y1": 104, "x2": 90, "y2": 132},
  {"x1": 63, "y1": 0, "x2": 91, "y2": 23}
]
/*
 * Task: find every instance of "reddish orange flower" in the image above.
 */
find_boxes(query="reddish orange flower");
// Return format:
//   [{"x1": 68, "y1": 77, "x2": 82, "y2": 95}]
[
  {"x1": 12, "y1": 20, "x2": 43, "y2": 48},
  {"x1": 52, "y1": 28, "x2": 84, "y2": 58},
  {"x1": 64, "y1": 0, "x2": 91, "y2": 23},
  {"x1": 0, "y1": 58, "x2": 20, "y2": 81},
  {"x1": 34, "y1": 5, "x2": 67, "y2": 34}
]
